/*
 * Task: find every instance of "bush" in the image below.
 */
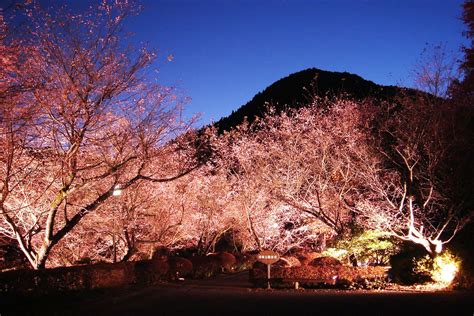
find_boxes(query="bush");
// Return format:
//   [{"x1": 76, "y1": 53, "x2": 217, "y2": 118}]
[
  {"x1": 234, "y1": 253, "x2": 256, "y2": 271},
  {"x1": 249, "y1": 264, "x2": 388, "y2": 289},
  {"x1": 189, "y1": 256, "x2": 222, "y2": 279},
  {"x1": 292, "y1": 252, "x2": 321, "y2": 266},
  {"x1": 274, "y1": 256, "x2": 301, "y2": 268},
  {"x1": 389, "y1": 243, "x2": 430, "y2": 284},
  {"x1": 414, "y1": 251, "x2": 460, "y2": 286},
  {"x1": 207, "y1": 252, "x2": 237, "y2": 272},
  {"x1": 1, "y1": 262, "x2": 137, "y2": 294},
  {"x1": 134, "y1": 258, "x2": 171, "y2": 285},
  {"x1": 168, "y1": 257, "x2": 193, "y2": 279},
  {"x1": 308, "y1": 256, "x2": 342, "y2": 267},
  {"x1": 324, "y1": 230, "x2": 398, "y2": 266}
]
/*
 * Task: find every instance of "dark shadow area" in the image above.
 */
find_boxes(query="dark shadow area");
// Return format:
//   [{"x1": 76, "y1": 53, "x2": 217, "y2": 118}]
[{"x1": 2, "y1": 271, "x2": 473, "y2": 316}]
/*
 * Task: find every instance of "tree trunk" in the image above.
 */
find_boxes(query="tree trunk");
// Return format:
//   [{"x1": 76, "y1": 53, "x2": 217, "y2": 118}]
[{"x1": 246, "y1": 208, "x2": 261, "y2": 250}]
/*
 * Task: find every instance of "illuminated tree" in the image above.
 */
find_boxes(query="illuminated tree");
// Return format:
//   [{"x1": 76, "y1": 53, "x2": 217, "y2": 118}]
[
  {"x1": 186, "y1": 169, "x2": 236, "y2": 254},
  {"x1": 0, "y1": 1, "x2": 199, "y2": 269},
  {"x1": 216, "y1": 95, "x2": 472, "y2": 255},
  {"x1": 355, "y1": 95, "x2": 472, "y2": 254},
  {"x1": 212, "y1": 99, "x2": 374, "y2": 253},
  {"x1": 255, "y1": 101, "x2": 371, "y2": 237}
]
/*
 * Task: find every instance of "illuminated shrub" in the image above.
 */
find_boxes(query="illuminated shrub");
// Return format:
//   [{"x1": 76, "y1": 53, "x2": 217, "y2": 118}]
[
  {"x1": 414, "y1": 251, "x2": 461, "y2": 286},
  {"x1": 293, "y1": 252, "x2": 320, "y2": 265},
  {"x1": 323, "y1": 230, "x2": 398, "y2": 266},
  {"x1": 280, "y1": 256, "x2": 302, "y2": 268},
  {"x1": 249, "y1": 264, "x2": 388, "y2": 289},
  {"x1": 308, "y1": 256, "x2": 342, "y2": 267}
]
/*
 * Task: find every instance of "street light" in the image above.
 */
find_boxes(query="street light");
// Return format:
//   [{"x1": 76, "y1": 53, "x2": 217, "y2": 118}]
[
  {"x1": 113, "y1": 185, "x2": 122, "y2": 196},
  {"x1": 112, "y1": 184, "x2": 122, "y2": 263}
]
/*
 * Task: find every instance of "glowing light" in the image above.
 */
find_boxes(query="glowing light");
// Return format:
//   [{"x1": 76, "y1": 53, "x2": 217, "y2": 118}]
[
  {"x1": 113, "y1": 185, "x2": 122, "y2": 196},
  {"x1": 432, "y1": 253, "x2": 460, "y2": 285}
]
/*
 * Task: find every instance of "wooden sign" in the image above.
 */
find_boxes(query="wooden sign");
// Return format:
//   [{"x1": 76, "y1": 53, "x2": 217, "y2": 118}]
[{"x1": 257, "y1": 250, "x2": 280, "y2": 265}]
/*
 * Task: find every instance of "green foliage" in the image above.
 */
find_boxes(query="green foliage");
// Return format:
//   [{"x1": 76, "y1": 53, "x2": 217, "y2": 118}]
[
  {"x1": 414, "y1": 251, "x2": 461, "y2": 285},
  {"x1": 323, "y1": 230, "x2": 398, "y2": 266},
  {"x1": 414, "y1": 255, "x2": 432, "y2": 274}
]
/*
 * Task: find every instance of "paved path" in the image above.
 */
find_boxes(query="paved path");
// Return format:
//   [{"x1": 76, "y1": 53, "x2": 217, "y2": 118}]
[{"x1": 3, "y1": 271, "x2": 473, "y2": 316}]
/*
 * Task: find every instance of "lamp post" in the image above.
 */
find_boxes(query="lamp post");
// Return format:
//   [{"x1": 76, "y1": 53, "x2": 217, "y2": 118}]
[{"x1": 112, "y1": 185, "x2": 122, "y2": 263}]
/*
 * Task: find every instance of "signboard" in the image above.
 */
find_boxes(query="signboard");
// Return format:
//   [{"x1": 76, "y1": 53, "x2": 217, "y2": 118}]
[
  {"x1": 257, "y1": 250, "x2": 280, "y2": 289},
  {"x1": 257, "y1": 250, "x2": 280, "y2": 265}
]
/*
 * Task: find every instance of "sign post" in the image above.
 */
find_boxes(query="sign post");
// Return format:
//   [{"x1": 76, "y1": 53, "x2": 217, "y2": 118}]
[{"x1": 256, "y1": 250, "x2": 280, "y2": 289}]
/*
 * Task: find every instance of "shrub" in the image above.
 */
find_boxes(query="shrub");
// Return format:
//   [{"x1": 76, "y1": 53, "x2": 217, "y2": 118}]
[
  {"x1": 234, "y1": 253, "x2": 256, "y2": 271},
  {"x1": 323, "y1": 230, "x2": 398, "y2": 266},
  {"x1": 308, "y1": 256, "x2": 342, "y2": 267},
  {"x1": 168, "y1": 257, "x2": 193, "y2": 279},
  {"x1": 207, "y1": 252, "x2": 237, "y2": 272},
  {"x1": 274, "y1": 256, "x2": 301, "y2": 268},
  {"x1": 414, "y1": 251, "x2": 461, "y2": 286},
  {"x1": 249, "y1": 264, "x2": 388, "y2": 289},
  {"x1": 389, "y1": 243, "x2": 431, "y2": 284},
  {"x1": 292, "y1": 252, "x2": 320, "y2": 265},
  {"x1": 189, "y1": 256, "x2": 222, "y2": 279},
  {"x1": 134, "y1": 258, "x2": 169, "y2": 284}
]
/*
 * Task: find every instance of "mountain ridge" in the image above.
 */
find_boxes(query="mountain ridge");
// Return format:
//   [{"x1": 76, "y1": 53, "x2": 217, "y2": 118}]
[{"x1": 213, "y1": 68, "x2": 411, "y2": 132}]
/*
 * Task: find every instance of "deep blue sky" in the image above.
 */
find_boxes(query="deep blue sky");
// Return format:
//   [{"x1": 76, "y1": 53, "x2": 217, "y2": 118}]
[
  {"x1": 7, "y1": 0, "x2": 467, "y2": 125},
  {"x1": 127, "y1": 0, "x2": 467, "y2": 125}
]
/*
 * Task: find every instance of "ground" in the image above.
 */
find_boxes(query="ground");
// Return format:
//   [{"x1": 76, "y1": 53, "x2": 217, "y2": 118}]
[{"x1": 2, "y1": 271, "x2": 473, "y2": 315}]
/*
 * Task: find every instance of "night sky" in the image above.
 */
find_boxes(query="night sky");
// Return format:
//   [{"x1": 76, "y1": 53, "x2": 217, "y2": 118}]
[{"x1": 10, "y1": 0, "x2": 468, "y2": 125}]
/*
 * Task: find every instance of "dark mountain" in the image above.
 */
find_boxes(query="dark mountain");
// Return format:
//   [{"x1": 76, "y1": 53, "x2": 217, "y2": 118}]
[{"x1": 214, "y1": 68, "x2": 408, "y2": 132}]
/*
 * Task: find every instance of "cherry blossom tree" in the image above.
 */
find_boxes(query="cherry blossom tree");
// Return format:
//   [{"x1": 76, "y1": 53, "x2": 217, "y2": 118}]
[
  {"x1": 0, "y1": 1, "x2": 199, "y2": 269},
  {"x1": 62, "y1": 176, "x2": 193, "y2": 264},
  {"x1": 214, "y1": 94, "x2": 472, "y2": 255},
  {"x1": 212, "y1": 99, "x2": 373, "y2": 253},
  {"x1": 258, "y1": 101, "x2": 371, "y2": 237}
]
